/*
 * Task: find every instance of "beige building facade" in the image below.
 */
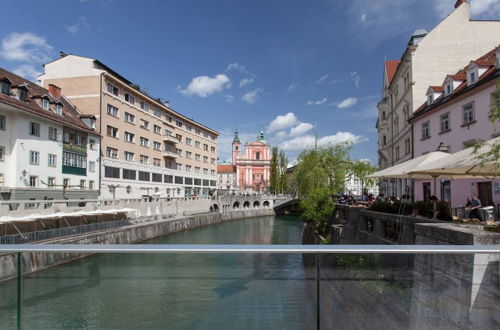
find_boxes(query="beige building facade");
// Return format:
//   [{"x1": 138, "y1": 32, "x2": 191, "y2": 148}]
[
  {"x1": 39, "y1": 54, "x2": 219, "y2": 198},
  {"x1": 376, "y1": 0, "x2": 500, "y2": 197}
]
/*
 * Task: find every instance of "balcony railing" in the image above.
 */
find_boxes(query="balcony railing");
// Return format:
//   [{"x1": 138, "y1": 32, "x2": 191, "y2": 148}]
[
  {"x1": 163, "y1": 134, "x2": 179, "y2": 144},
  {"x1": 1, "y1": 244, "x2": 499, "y2": 330},
  {"x1": 163, "y1": 149, "x2": 180, "y2": 158}
]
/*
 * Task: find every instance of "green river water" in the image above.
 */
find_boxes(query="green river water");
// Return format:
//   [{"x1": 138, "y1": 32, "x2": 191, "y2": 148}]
[{"x1": 0, "y1": 215, "x2": 316, "y2": 330}]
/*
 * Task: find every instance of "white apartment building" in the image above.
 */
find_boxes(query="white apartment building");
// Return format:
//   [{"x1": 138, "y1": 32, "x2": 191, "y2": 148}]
[
  {"x1": 376, "y1": 0, "x2": 500, "y2": 197},
  {"x1": 0, "y1": 68, "x2": 100, "y2": 200},
  {"x1": 39, "y1": 53, "x2": 219, "y2": 199},
  {"x1": 217, "y1": 163, "x2": 237, "y2": 194}
]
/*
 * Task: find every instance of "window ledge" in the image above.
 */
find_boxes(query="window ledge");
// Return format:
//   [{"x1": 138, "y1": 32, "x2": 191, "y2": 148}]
[
  {"x1": 438, "y1": 129, "x2": 451, "y2": 135},
  {"x1": 461, "y1": 120, "x2": 476, "y2": 128},
  {"x1": 421, "y1": 136, "x2": 431, "y2": 141}
]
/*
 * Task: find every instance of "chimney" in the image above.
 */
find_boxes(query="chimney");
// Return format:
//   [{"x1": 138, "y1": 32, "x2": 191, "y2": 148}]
[
  {"x1": 455, "y1": 0, "x2": 467, "y2": 9},
  {"x1": 48, "y1": 84, "x2": 61, "y2": 98}
]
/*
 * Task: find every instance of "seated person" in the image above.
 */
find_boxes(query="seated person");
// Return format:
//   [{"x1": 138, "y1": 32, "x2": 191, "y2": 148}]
[
  {"x1": 430, "y1": 196, "x2": 452, "y2": 221},
  {"x1": 468, "y1": 194, "x2": 482, "y2": 221}
]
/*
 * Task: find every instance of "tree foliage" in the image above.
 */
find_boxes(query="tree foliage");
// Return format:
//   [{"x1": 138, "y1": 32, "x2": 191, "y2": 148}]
[
  {"x1": 270, "y1": 147, "x2": 280, "y2": 194},
  {"x1": 349, "y1": 160, "x2": 378, "y2": 195},
  {"x1": 474, "y1": 80, "x2": 500, "y2": 172},
  {"x1": 292, "y1": 143, "x2": 353, "y2": 233}
]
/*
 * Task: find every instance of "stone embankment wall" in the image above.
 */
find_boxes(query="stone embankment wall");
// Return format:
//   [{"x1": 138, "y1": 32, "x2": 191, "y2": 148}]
[
  {"x1": 317, "y1": 205, "x2": 500, "y2": 329},
  {"x1": 0, "y1": 208, "x2": 275, "y2": 281},
  {"x1": 409, "y1": 223, "x2": 500, "y2": 330}
]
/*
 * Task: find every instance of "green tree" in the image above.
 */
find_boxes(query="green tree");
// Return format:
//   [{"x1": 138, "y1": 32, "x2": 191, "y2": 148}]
[
  {"x1": 350, "y1": 160, "x2": 378, "y2": 196},
  {"x1": 474, "y1": 80, "x2": 500, "y2": 171},
  {"x1": 279, "y1": 150, "x2": 288, "y2": 193},
  {"x1": 292, "y1": 143, "x2": 353, "y2": 233},
  {"x1": 269, "y1": 147, "x2": 280, "y2": 194}
]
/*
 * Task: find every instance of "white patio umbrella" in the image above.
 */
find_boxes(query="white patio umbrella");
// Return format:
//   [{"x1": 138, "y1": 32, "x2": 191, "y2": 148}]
[
  {"x1": 408, "y1": 137, "x2": 500, "y2": 179},
  {"x1": 367, "y1": 151, "x2": 451, "y2": 179}
]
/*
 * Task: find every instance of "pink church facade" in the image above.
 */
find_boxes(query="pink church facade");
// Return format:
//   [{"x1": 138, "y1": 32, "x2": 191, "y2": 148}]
[
  {"x1": 232, "y1": 130, "x2": 271, "y2": 193},
  {"x1": 409, "y1": 46, "x2": 500, "y2": 209}
]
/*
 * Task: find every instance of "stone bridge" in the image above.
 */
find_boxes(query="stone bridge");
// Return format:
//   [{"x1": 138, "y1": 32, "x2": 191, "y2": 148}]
[{"x1": 214, "y1": 194, "x2": 287, "y2": 213}]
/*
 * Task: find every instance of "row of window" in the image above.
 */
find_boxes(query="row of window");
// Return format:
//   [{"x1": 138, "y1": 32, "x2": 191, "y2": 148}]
[
  {"x1": 104, "y1": 166, "x2": 216, "y2": 186},
  {"x1": 105, "y1": 84, "x2": 217, "y2": 141},
  {"x1": 26, "y1": 176, "x2": 95, "y2": 189},
  {"x1": 421, "y1": 102, "x2": 476, "y2": 139},
  {"x1": 27, "y1": 150, "x2": 95, "y2": 170}
]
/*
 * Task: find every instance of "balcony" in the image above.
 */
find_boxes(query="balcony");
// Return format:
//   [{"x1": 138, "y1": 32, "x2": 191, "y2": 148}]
[
  {"x1": 163, "y1": 134, "x2": 179, "y2": 144},
  {"x1": 163, "y1": 150, "x2": 179, "y2": 159}
]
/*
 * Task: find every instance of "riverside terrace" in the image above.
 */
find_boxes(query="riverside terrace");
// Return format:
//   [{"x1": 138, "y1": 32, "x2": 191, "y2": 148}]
[{"x1": 0, "y1": 195, "x2": 284, "y2": 244}]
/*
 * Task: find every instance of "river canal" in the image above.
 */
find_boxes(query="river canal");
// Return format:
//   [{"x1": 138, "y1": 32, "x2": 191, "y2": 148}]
[{"x1": 0, "y1": 215, "x2": 316, "y2": 329}]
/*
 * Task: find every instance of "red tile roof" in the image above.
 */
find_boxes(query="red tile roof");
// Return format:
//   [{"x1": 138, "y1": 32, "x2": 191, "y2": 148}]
[
  {"x1": 429, "y1": 86, "x2": 444, "y2": 92},
  {"x1": 0, "y1": 67, "x2": 98, "y2": 135},
  {"x1": 217, "y1": 164, "x2": 236, "y2": 173},
  {"x1": 385, "y1": 60, "x2": 400, "y2": 85},
  {"x1": 411, "y1": 47, "x2": 499, "y2": 121}
]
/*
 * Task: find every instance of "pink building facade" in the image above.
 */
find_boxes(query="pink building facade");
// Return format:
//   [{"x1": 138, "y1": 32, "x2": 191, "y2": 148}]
[
  {"x1": 410, "y1": 46, "x2": 500, "y2": 209},
  {"x1": 232, "y1": 130, "x2": 271, "y2": 193}
]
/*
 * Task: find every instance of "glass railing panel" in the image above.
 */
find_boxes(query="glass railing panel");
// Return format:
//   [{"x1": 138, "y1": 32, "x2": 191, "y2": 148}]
[
  {"x1": 0, "y1": 252, "x2": 21, "y2": 330},
  {"x1": 4, "y1": 251, "x2": 316, "y2": 329},
  {"x1": 0, "y1": 247, "x2": 499, "y2": 330}
]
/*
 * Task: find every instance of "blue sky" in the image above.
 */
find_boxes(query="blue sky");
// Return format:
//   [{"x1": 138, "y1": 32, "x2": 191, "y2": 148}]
[{"x1": 1, "y1": 0, "x2": 499, "y2": 164}]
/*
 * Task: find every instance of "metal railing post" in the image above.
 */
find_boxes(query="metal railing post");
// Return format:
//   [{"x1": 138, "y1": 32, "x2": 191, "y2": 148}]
[
  {"x1": 316, "y1": 253, "x2": 320, "y2": 330},
  {"x1": 16, "y1": 252, "x2": 22, "y2": 330}
]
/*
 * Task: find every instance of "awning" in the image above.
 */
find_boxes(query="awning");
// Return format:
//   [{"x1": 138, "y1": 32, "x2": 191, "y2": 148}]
[
  {"x1": 408, "y1": 137, "x2": 500, "y2": 179},
  {"x1": 0, "y1": 208, "x2": 138, "y2": 224},
  {"x1": 367, "y1": 151, "x2": 451, "y2": 179}
]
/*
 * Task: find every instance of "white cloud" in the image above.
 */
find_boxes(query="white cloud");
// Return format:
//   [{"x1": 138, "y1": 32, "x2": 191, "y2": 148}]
[
  {"x1": 350, "y1": 71, "x2": 360, "y2": 88},
  {"x1": 242, "y1": 88, "x2": 262, "y2": 104},
  {"x1": 290, "y1": 123, "x2": 314, "y2": 137},
  {"x1": 344, "y1": 0, "x2": 500, "y2": 47},
  {"x1": 337, "y1": 97, "x2": 358, "y2": 109},
  {"x1": 275, "y1": 131, "x2": 287, "y2": 138},
  {"x1": 226, "y1": 62, "x2": 246, "y2": 72},
  {"x1": 267, "y1": 112, "x2": 299, "y2": 133},
  {"x1": 280, "y1": 131, "x2": 367, "y2": 151},
  {"x1": 471, "y1": 0, "x2": 500, "y2": 17},
  {"x1": 0, "y1": 32, "x2": 53, "y2": 62},
  {"x1": 12, "y1": 64, "x2": 41, "y2": 81},
  {"x1": 288, "y1": 82, "x2": 299, "y2": 91},
  {"x1": 316, "y1": 74, "x2": 329, "y2": 84},
  {"x1": 307, "y1": 97, "x2": 327, "y2": 106},
  {"x1": 239, "y1": 78, "x2": 254, "y2": 88},
  {"x1": 65, "y1": 17, "x2": 90, "y2": 34},
  {"x1": 224, "y1": 94, "x2": 235, "y2": 103},
  {"x1": 179, "y1": 74, "x2": 231, "y2": 97}
]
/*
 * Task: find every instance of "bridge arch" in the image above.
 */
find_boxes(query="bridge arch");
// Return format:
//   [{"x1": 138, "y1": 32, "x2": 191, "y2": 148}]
[
  {"x1": 233, "y1": 201, "x2": 240, "y2": 209},
  {"x1": 253, "y1": 201, "x2": 260, "y2": 208},
  {"x1": 243, "y1": 201, "x2": 250, "y2": 208},
  {"x1": 263, "y1": 200, "x2": 270, "y2": 208},
  {"x1": 212, "y1": 204, "x2": 219, "y2": 212}
]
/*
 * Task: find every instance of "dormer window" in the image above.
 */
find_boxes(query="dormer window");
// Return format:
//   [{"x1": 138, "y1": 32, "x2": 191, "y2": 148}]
[
  {"x1": 445, "y1": 83, "x2": 452, "y2": 95},
  {"x1": 1, "y1": 79, "x2": 11, "y2": 95},
  {"x1": 42, "y1": 98, "x2": 50, "y2": 110},
  {"x1": 427, "y1": 94, "x2": 433, "y2": 105},
  {"x1": 56, "y1": 104, "x2": 63, "y2": 115},
  {"x1": 469, "y1": 71, "x2": 476, "y2": 84},
  {"x1": 18, "y1": 88, "x2": 27, "y2": 101}
]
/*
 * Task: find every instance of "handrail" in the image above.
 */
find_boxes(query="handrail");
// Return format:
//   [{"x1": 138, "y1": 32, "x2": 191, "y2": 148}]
[{"x1": 0, "y1": 244, "x2": 499, "y2": 254}]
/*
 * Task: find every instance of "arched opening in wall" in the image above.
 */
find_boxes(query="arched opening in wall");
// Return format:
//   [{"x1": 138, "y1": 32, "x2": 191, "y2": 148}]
[
  {"x1": 213, "y1": 204, "x2": 219, "y2": 212},
  {"x1": 243, "y1": 201, "x2": 250, "y2": 208},
  {"x1": 253, "y1": 201, "x2": 260, "y2": 208},
  {"x1": 233, "y1": 201, "x2": 240, "y2": 209},
  {"x1": 210, "y1": 206, "x2": 214, "y2": 212},
  {"x1": 263, "y1": 201, "x2": 270, "y2": 208}
]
